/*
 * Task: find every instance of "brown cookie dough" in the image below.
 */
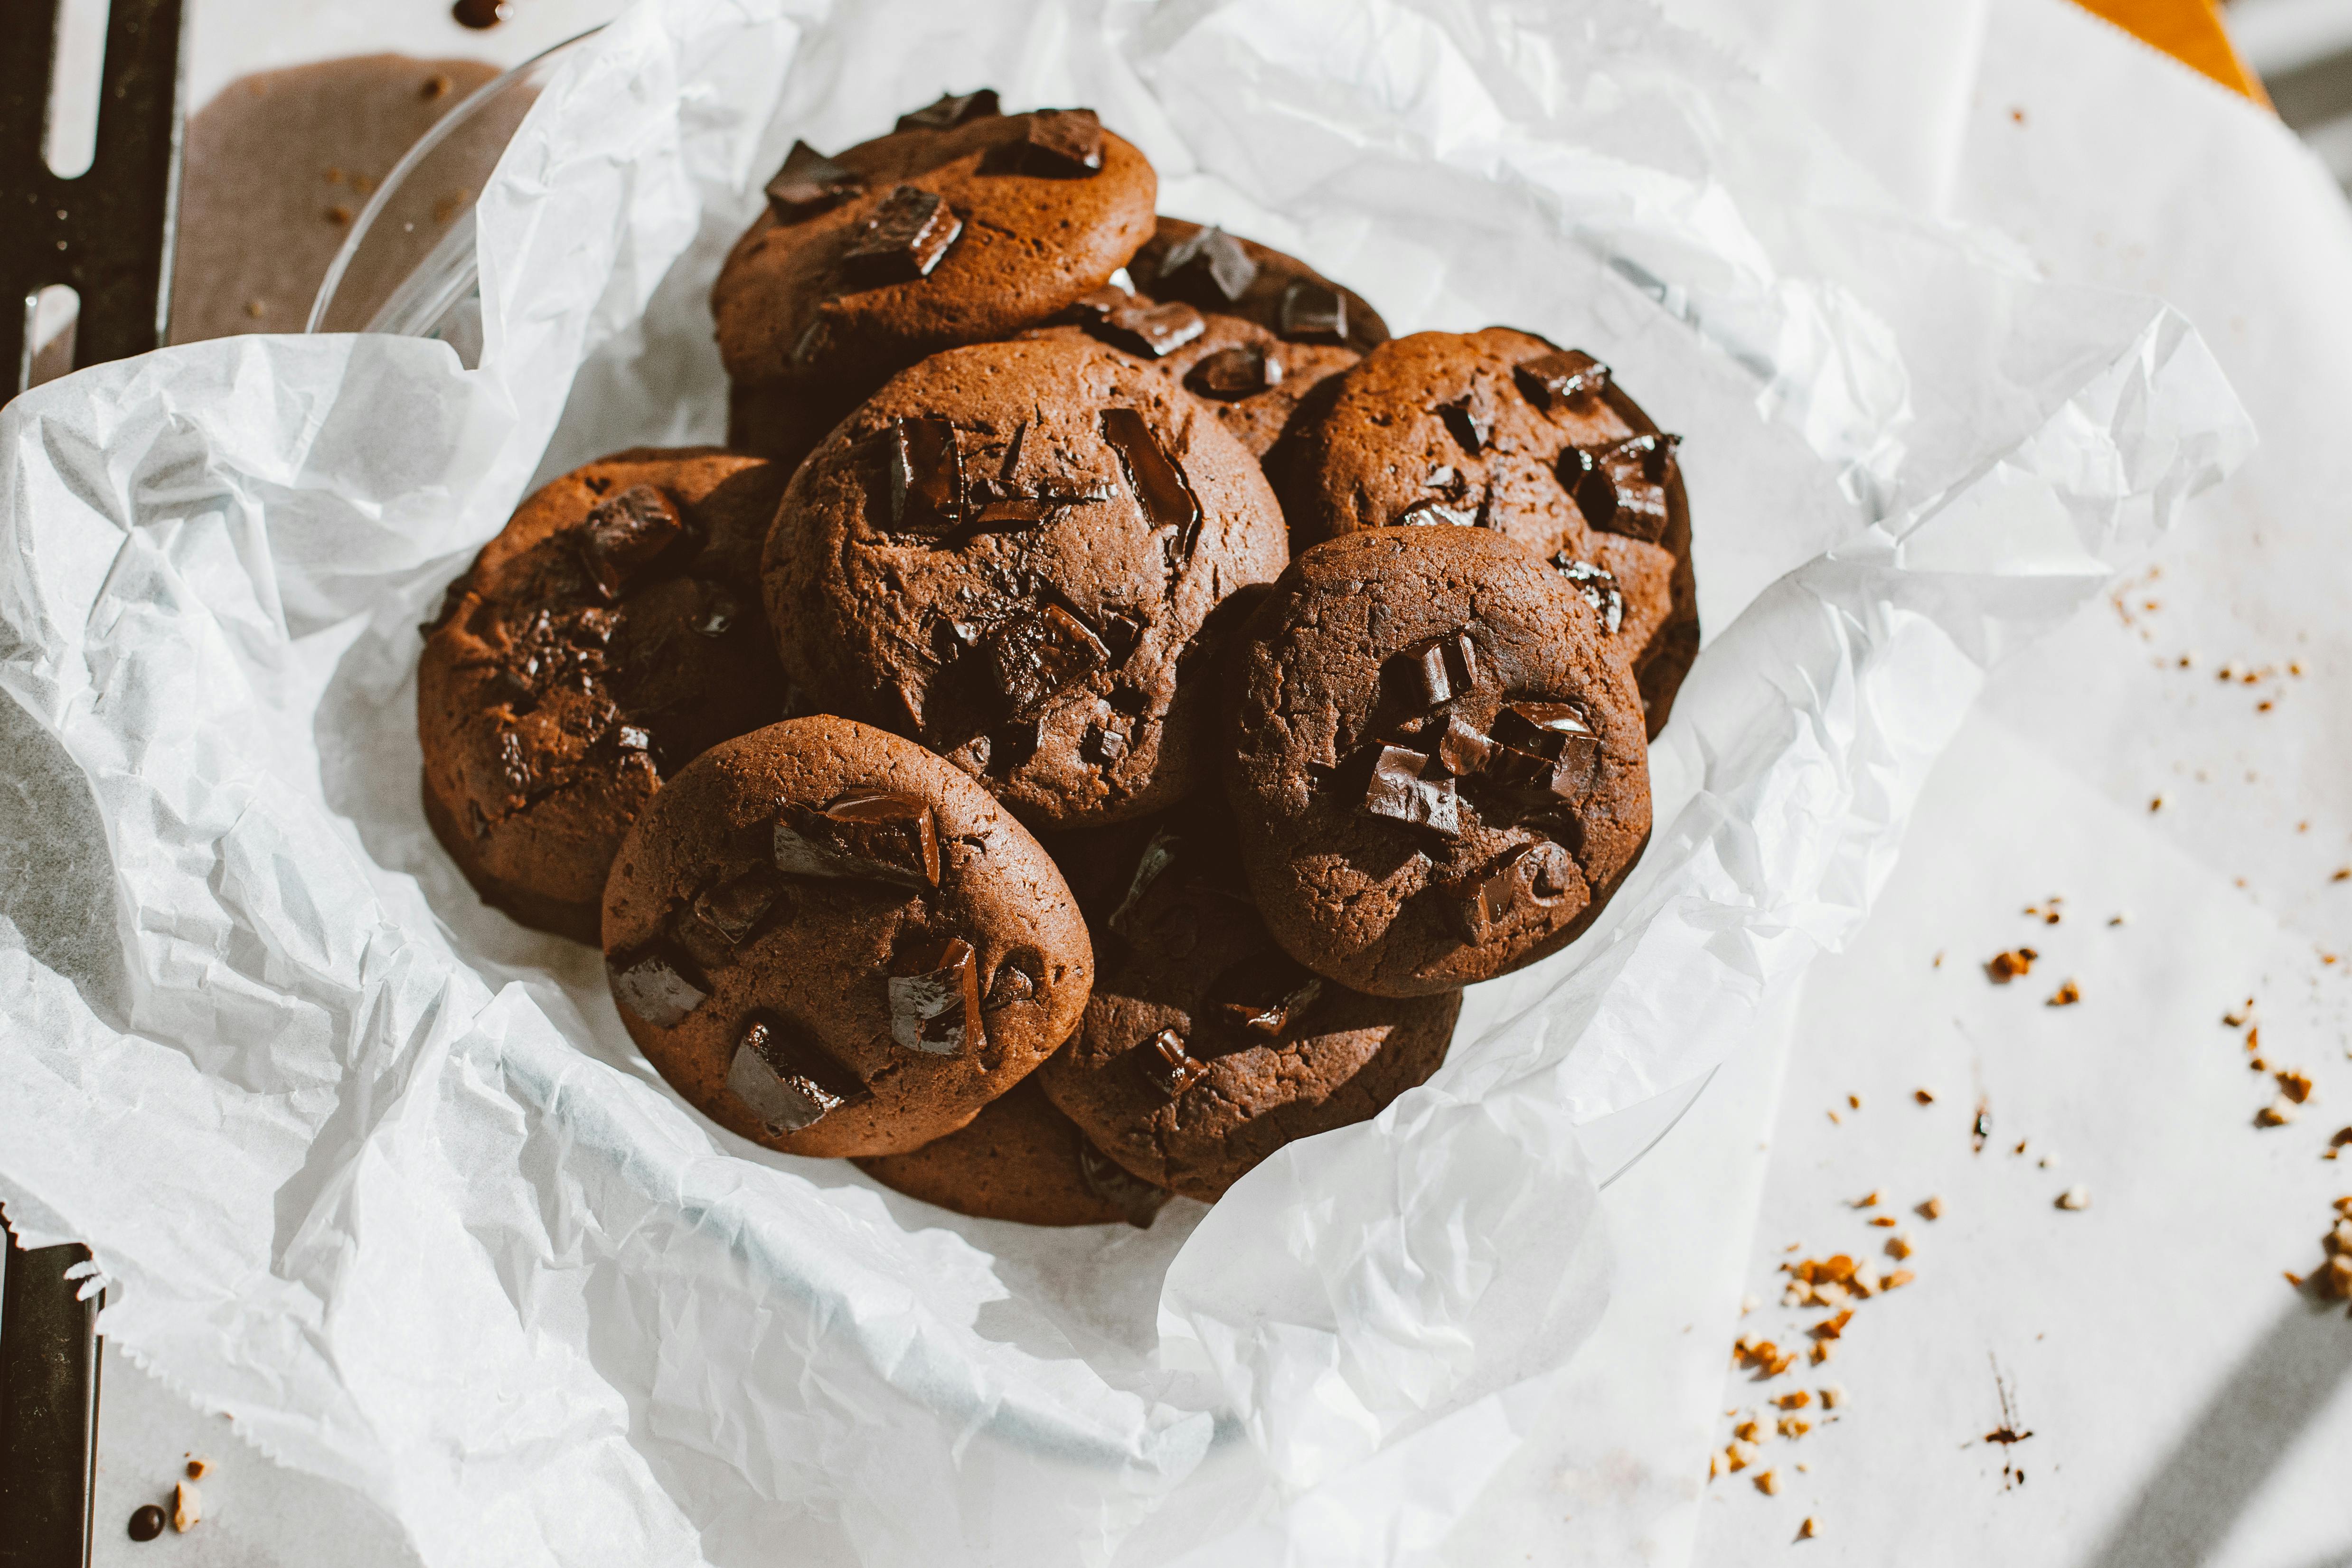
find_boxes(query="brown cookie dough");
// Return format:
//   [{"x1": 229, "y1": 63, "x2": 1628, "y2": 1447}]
[
  {"x1": 1287, "y1": 327, "x2": 1699, "y2": 734},
  {"x1": 761, "y1": 336, "x2": 1289, "y2": 828},
  {"x1": 602, "y1": 716, "x2": 1093, "y2": 1158},
  {"x1": 853, "y1": 1076, "x2": 1168, "y2": 1227},
  {"x1": 1037, "y1": 820, "x2": 1458, "y2": 1201},
  {"x1": 418, "y1": 449, "x2": 790, "y2": 942},
  {"x1": 714, "y1": 94, "x2": 1157, "y2": 459},
  {"x1": 1224, "y1": 528, "x2": 1652, "y2": 996},
  {"x1": 1129, "y1": 218, "x2": 1389, "y2": 354}
]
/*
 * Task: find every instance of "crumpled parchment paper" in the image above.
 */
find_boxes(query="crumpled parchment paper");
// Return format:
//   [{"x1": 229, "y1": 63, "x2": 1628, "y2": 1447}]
[{"x1": 0, "y1": 0, "x2": 2252, "y2": 1562}]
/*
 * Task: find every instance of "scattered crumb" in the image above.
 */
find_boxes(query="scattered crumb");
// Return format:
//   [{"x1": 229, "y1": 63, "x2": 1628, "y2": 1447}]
[
  {"x1": 2013, "y1": 1140, "x2": 2030, "y2": 1156},
  {"x1": 1868, "y1": 1215, "x2": 1898, "y2": 1228},
  {"x1": 1735, "y1": 1418, "x2": 1763, "y2": 1443},
  {"x1": 1756, "y1": 1469, "x2": 1782, "y2": 1496},
  {"x1": 242, "y1": 300, "x2": 264, "y2": 319},
  {"x1": 1888, "y1": 1232, "x2": 1916, "y2": 1259},
  {"x1": 1852, "y1": 1190, "x2": 1882, "y2": 1209},
  {"x1": 2150, "y1": 796, "x2": 2163, "y2": 812},
  {"x1": 1915, "y1": 1088, "x2": 1935, "y2": 1105},
  {"x1": 1820, "y1": 1385, "x2": 1846, "y2": 1409},
  {"x1": 422, "y1": 71, "x2": 454, "y2": 99},
  {"x1": 1881, "y1": 1268, "x2": 1916, "y2": 1290},
  {"x1": 2331, "y1": 1128, "x2": 2352, "y2": 1148},
  {"x1": 1847, "y1": 1093, "x2": 1862, "y2": 1110},
  {"x1": 1740, "y1": 1293, "x2": 1758, "y2": 1316},
  {"x1": 2047, "y1": 979, "x2": 2081, "y2": 1007},
  {"x1": 2225, "y1": 1000, "x2": 2255, "y2": 1027},
  {"x1": 2249, "y1": 1026, "x2": 2263, "y2": 1052},
  {"x1": 1727, "y1": 1443, "x2": 1752, "y2": 1472},
  {"x1": 2108, "y1": 912, "x2": 2127, "y2": 926},
  {"x1": 433, "y1": 188, "x2": 472, "y2": 224},
  {"x1": 2038, "y1": 1154, "x2": 2058, "y2": 1170},
  {"x1": 324, "y1": 165, "x2": 342, "y2": 183},
  {"x1": 1809, "y1": 1310, "x2": 1852, "y2": 1343},
  {"x1": 184, "y1": 1458, "x2": 207, "y2": 1480},
  {"x1": 2278, "y1": 1070, "x2": 2314, "y2": 1104},
  {"x1": 1778, "y1": 1416, "x2": 1812, "y2": 1438},
  {"x1": 1776, "y1": 1390, "x2": 1813, "y2": 1410},
  {"x1": 2286, "y1": 1270, "x2": 2305, "y2": 1287},
  {"x1": 1827, "y1": 1109, "x2": 1843, "y2": 1126},
  {"x1": 1933, "y1": 950, "x2": 1945, "y2": 968},
  {"x1": 2011, "y1": 107, "x2": 2026, "y2": 124},
  {"x1": 1809, "y1": 1341, "x2": 1835, "y2": 1365},
  {"x1": 1919, "y1": 1196, "x2": 1946, "y2": 1220},
  {"x1": 2055, "y1": 1186, "x2": 2091, "y2": 1211},
  {"x1": 2258, "y1": 1097, "x2": 2297, "y2": 1127},
  {"x1": 172, "y1": 1482, "x2": 201, "y2": 1533},
  {"x1": 1986, "y1": 948, "x2": 2038, "y2": 983},
  {"x1": 1709, "y1": 1451, "x2": 1720, "y2": 1480},
  {"x1": 326, "y1": 204, "x2": 353, "y2": 226},
  {"x1": 1800, "y1": 1516, "x2": 1821, "y2": 1539}
]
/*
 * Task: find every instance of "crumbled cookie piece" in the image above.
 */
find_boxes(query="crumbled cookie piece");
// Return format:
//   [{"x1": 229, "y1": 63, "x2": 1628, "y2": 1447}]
[
  {"x1": 2047, "y1": 979, "x2": 2081, "y2": 1006},
  {"x1": 1919, "y1": 1195, "x2": 1946, "y2": 1220},
  {"x1": 1986, "y1": 948, "x2": 2037, "y2": 982},
  {"x1": 2055, "y1": 1185, "x2": 2091, "y2": 1211}
]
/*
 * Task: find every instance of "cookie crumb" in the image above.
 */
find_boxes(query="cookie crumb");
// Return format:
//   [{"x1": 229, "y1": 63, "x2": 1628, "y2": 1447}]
[
  {"x1": 2323, "y1": 1255, "x2": 2352, "y2": 1300},
  {"x1": 1881, "y1": 1268, "x2": 1916, "y2": 1289},
  {"x1": 1888, "y1": 1231, "x2": 1916, "y2": 1259},
  {"x1": 2055, "y1": 1185, "x2": 2090, "y2": 1211},
  {"x1": 1809, "y1": 1341, "x2": 1835, "y2": 1365},
  {"x1": 1919, "y1": 1195, "x2": 1946, "y2": 1220},
  {"x1": 1800, "y1": 1515, "x2": 1821, "y2": 1539},
  {"x1": 1819, "y1": 1384, "x2": 1846, "y2": 1409},
  {"x1": 1851, "y1": 1190, "x2": 1882, "y2": 1209},
  {"x1": 1986, "y1": 948, "x2": 2037, "y2": 983},
  {"x1": 1756, "y1": 1469, "x2": 1782, "y2": 1495},
  {"x1": 2150, "y1": 796, "x2": 2163, "y2": 812},
  {"x1": 2224, "y1": 1000, "x2": 2255, "y2": 1027},
  {"x1": 327, "y1": 204, "x2": 353, "y2": 226},
  {"x1": 2047, "y1": 979, "x2": 2081, "y2": 1007},
  {"x1": 1847, "y1": 1093, "x2": 1862, "y2": 1110},
  {"x1": 422, "y1": 71, "x2": 454, "y2": 99},
  {"x1": 2278, "y1": 1070, "x2": 2314, "y2": 1104},
  {"x1": 1778, "y1": 1416, "x2": 1812, "y2": 1438},
  {"x1": 1727, "y1": 1443, "x2": 1752, "y2": 1472},
  {"x1": 184, "y1": 1458, "x2": 207, "y2": 1480},
  {"x1": 1868, "y1": 1215, "x2": 1898, "y2": 1228},
  {"x1": 2258, "y1": 1096, "x2": 2296, "y2": 1128},
  {"x1": 171, "y1": 1482, "x2": 201, "y2": 1533},
  {"x1": 1734, "y1": 1418, "x2": 1762, "y2": 1443},
  {"x1": 242, "y1": 300, "x2": 264, "y2": 319}
]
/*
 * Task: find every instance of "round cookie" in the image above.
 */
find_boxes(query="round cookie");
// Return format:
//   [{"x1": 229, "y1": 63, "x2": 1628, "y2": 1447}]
[
  {"x1": 714, "y1": 94, "x2": 1157, "y2": 458},
  {"x1": 601, "y1": 716, "x2": 1093, "y2": 1158},
  {"x1": 1288, "y1": 327, "x2": 1699, "y2": 735},
  {"x1": 1037, "y1": 818, "x2": 1459, "y2": 1201},
  {"x1": 1225, "y1": 528, "x2": 1652, "y2": 996},
  {"x1": 1130, "y1": 217, "x2": 1389, "y2": 354},
  {"x1": 418, "y1": 448, "x2": 790, "y2": 942},
  {"x1": 853, "y1": 1076, "x2": 1169, "y2": 1228},
  {"x1": 761, "y1": 336, "x2": 1289, "y2": 827}
]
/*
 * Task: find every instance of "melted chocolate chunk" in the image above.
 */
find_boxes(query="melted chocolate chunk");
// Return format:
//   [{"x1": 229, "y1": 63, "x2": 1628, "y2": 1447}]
[
  {"x1": 608, "y1": 943, "x2": 710, "y2": 1028},
  {"x1": 885, "y1": 417, "x2": 965, "y2": 536},
  {"x1": 896, "y1": 88, "x2": 1001, "y2": 132},
  {"x1": 1185, "y1": 345, "x2": 1281, "y2": 401},
  {"x1": 1565, "y1": 433, "x2": 1679, "y2": 543},
  {"x1": 1277, "y1": 279, "x2": 1347, "y2": 342},
  {"x1": 1007, "y1": 108, "x2": 1104, "y2": 176},
  {"x1": 1156, "y1": 224, "x2": 1259, "y2": 304},
  {"x1": 1097, "y1": 610, "x2": 1146, "y2": 665},
  {"x1": 765, "y1": 140, "x2": 863, "y2": 218},
  {"x1": 577, "y1": 485, "x2": 685, "y2": 601},
  {"x1": 1550, "y1": 555, "x2": 1624, "y2": 633},
  {"x1": 1424, "y1": 713, "x2": 1495, "y2": 778},
  {"x1": 1099, "y1": 407, "x2": 1204, "y2": 559},
  {"x1": 1093, "y1": 299, "x2": 1207, "y2": 358},
  {"x1": 692, "y1": 586, "x2": 739, "y2": 638},
  {"x1": 1396, "y1": 498, "x2": 1476, "y2": 528},
  {"x1": 984, "y1": 947, "x2": 1042, "y2": 1007},
  {"x1": 1078, "y1": 1141, "x2": 1169, "y2": 1228},
  {"x1": 1514, "y1": 349, "x2": 1611, "y2": 413},
  {"x1": 1438, "y1": 394, "x2": 1492, "y2": 455},
  {"x1": 1393, "y1": 630, "x2": 1480, "y2": 707},
  {"x1": 727, "y1": 1013, "x2": 866, "y2": 1132},
  {"x1": 1209, "y1": 951, "x2": 1326, "y2": 1042},
  {"x1": 772, "y1": 791, "x2": 942, "y2": 888},
  {"x1": 1485, "y1": 703, "x2": 1599, "y2": 804},
  {"x1": 1363, "y1": 743, "x2": 1462, "y2": 837},
  {"x1": 1441, "y1": 840, "x2": 1580, "y2": 943},
  {"x1": 690, "y1": 867, "x2": 788, "y2": 945},
  {"x1": 888, "y1": 936, "x2": 984, "y2": 1054},
  {"x1": 979, "y1": 603, "x2": 1109, "y2": 720},
  {"x1": 840, "y1": 186, "x2": 962, "y2": 288},
  {"x1": 1136, "y1": 1027, "x2": 1209, "y2": 1097}
]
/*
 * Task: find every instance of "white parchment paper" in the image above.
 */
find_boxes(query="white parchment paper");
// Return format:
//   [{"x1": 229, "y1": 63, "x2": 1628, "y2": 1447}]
[{"x1": 0, "y1": 0, "x2": 2252, "y2": 1563}]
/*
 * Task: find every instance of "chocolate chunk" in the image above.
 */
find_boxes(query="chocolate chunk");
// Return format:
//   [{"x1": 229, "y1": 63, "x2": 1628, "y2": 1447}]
[
  {"x1": 1424, "y1": 713, "x2": 1495, "y2": 778},
  {"x1": 692, "y1": 586, "x2": 739, "y2": 638},
  {"x1": 615, "y1": 724, "x2": 654, "y2": 754},
  {"x1": 1277, "y1": 279, "x2": 1347, "y2": 342},
  {"x1": 1185, "y1": 345, "x2": 1282, "y2": 401},
  {"x1": 1396, "y1": 498, "x2": 1476, "y2": 528},
  {"x1": 1513, "y1": 349, "x2": 1611, "y2": 413},
  {"x1": 1099, "y1": 407, "x2": 1204, "y2": 559},
  {"x1": 839, "y1": 186, "x2": 962, "y2": 287},
  {"x1": 1007, "y1": 108, "x2": 1104, "y2": 175},
  {"x1": 1078, "y1": 1141, "x2": 1169, "y2": 1228},
  {"x1": 577, "y1": 485, "x2": 684, "y2": 600},
  {"x1": 1441, "y1": 841, "x2": 1580, "y2": 943},
  {"x1": 1492, "y1": 700, "x2": 1599, "y2": 765},
  {"x1": 728, "y1": 1013, "x2": 866, "y2": 1133},
  {"x1": 772, "y1": 791, "x2": 941, "y2": 888},
  {"x1": 1485, "y1": 716, "x2": 1597, "y2": 804},
  {"x1": 1209, "y1": 951, "x2": 1326, "y2": 1042},
  {"x1": 972, "y1": 496, "x2": 1053, "y2": 529},
  {"x1": 895, "y1": 88, "x2": 1001, "y2": 132},
  {"x1": 1097, "y1": 610, "x2": 1146, "y2": 665},
  {"x1": 886, "y1": 417, "x2": 964, "y2": 535},
  {"x1": 1136, "y1": 1027, "x2": 1209, "y2": 1097},
  {"x1": 608, "y1": 943, "x2": 710, "y2": 1028},
  {"x1": 690, "y1": 867, "x2": 787, "y2": 945},
  {"x1": 1093, "y1": 299, "x2": 1206, "y2": 358},
  {"x1": 1080, "y1": 722, "x2": 1129, "y2": 764},
  {"x1": 888, "y1": 936, "x2": 983, "y2": 1054},
  {"x1": 1564, "y1": 433, "x2": 1679, "y2": 542},
  {"x1": 1155, "y1": 224, "x2": 1259, "y2": 304},
  {"x1": 1438, "y1": 394, "x2": 1491, "y2": 455},
  {"x1": 1549, "y1": 555, "x2": 1624, "y2": 633},
  {"x1": 1363, "y1": 744, "x2": 1461, "y2": 837},
  {"x1": 764, "y1": 139, "x2": 863, "y2": 218},
  {"x1": 1393, "y1": 630, "x2": 1480, "y2": 707},
  {"x1": 978, "y1": 602, "x2": 1109, "y2": 719},
  {"x1": 984, "y1": 948, "x2": 1042, "y2": 1007}
]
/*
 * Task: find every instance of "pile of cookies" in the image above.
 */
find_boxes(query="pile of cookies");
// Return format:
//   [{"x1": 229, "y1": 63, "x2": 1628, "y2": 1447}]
[{"x1": 417, "y1": 91, "x2": 1696, "y2": 1226}]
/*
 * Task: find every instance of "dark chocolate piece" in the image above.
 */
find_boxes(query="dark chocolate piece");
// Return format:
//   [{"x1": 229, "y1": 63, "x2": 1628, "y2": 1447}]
[
  {"x1": 1438, "y1": 394, "x2": 1491, "y2": 455},
  {"x1": 1155, "y1": 224, "x2": 1259, "y2": 303},
  {"x1": 1277, "y1": 279, "x2": 1347, "y2": 342},
  {"x1": 1209, "y1": 951, "x2": 1326, "y2": 1042},
  {"x1": 1078, "y1": 1141, "x2": 1169, "y2": 1228},
  {"x1": 576, "y1": 485, "x2": 684, "y2": 601},
  {"x1": 1363, "y1": 744, "x2": 1461, "y2": 837},
  {"x1": 888, "y1": 936, "x2": 984, "y2": 1054},
  {"x1": 1099, "y1": 407, "x2": 1204, "y2": 559},
  {"x1": 978, "y1": 603, "x2": 1110, "y2": 719},
  {"x1": 727, "y1": 1013, "x2": 865, "y2": 1132},
  {"x1": 1081, "y1": 723, "x2": 1129, "y2": 763},
  {"x1": 1549, "y1": 555, "x2": 1624, "y2": 634},
  {"x1": 1491, "y1": 701, "x2": 1598, "y2": 764},
  {"x1": 1441, "y1": 841, "x2": 1579, "y2": 943},
  {"x1": 984, "y1": 948, "x2": 1041, "y2": 1007},
  {"x1": 1185, "y1": 345, "x2": 1282, "y2": 401},
  {"x1": 839, "y1": 186, "x2": 962, "y2": 288},
  {"x1": 1396, "y1": 498, "x2": 1476, "y2": 528},
  {"x1": 1136, "y1": 1027, "x2": 1209, "y2": 1097},
  {"x1": 1393, "y1": 630, "x2": 1479, "y2": 707},
  {"x1": 886, "y1": 417, "x2": 965, "y2": 535},
  {"x1": 1009, "y1": 108, "x2": 1104, "y2": 175},
  {"x1": 1424, "y1": 713, "x2": 1495, "y2": 778},
  {"x1": 690, "y1": 867, "x2": 787, "y2": 945},
  {"x1": 608, "y1": 943, "x2": 710, "y2": 1028},
  {"x1": 772, "y1": 791, "x2": 942, "y2": 888},
  {"x1": 1564, "y1": 432, "x2": 1679, "y2": 543},
  {"x1": 1093, "y1": 299, "x2": 1206, "y2": 358},
  {"x1": 692, "y1": 587, "x2": 739, "y2": 638},
  {"x1": 128, "y1": 1506, "x2": 168, "y2": 1543},
  {"x1": 764, "y1": 140, "x2": 863, "y2": 218},
  {"x1": 1513, "y1": 349, "x2": 1611, "y2": 413},
  {"x1": 895, "y1": 88, "x2": 1001, "y2": 132},
  {"x1": 1097, "y1": 609, "x2": 1147, "y2": 664},
  {"x1": 972, "y1": 496, "x2": 1054, "y2": 528}
]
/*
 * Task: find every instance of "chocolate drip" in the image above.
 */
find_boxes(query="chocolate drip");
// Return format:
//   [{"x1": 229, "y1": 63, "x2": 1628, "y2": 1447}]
[
  {"x1": 1209, "y1": 951, "x2": 1326, "y2": 1043},
  {"x1": 1136, "y1": 1027, "x2": 1210, "y2": 1097},
  {"x1": 1099, "y1": 407, "x2": 1204, "y2": 560},
  {"x1": 1438, "y1": 394, "x2": 1491, "y2": 455}
]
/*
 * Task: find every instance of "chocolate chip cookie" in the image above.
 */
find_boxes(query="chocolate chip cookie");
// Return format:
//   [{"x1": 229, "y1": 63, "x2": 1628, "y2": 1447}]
[
  {"x1": 761, "y1": 336, "x2": 1289, "y2": 827},
  {"x1": 854, "y1": 1075, "x2": 1168, "y2": 1227},
  {"x1": 1287, "y1": 327, "x2": 1699, "y2": 734},
  {"x1": 714, "y1": 94, "x2": 1157, "y2": 464},
  {"x1": 1129, "y1": 218, "x2": 1388, "y2": 354},
  {"x1": 1224, "y1": 528, "x2": 1652, "y2": 996},
  {"x1": 601, "y1": 715, "x2": 1093, "y2": 1158},
  {"x1": 418, "y1": 448, "x2": 790, "y2": 942},
  {"x1": 1037, "y1": 818, "x2": 1458, "y2": 1200}
]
